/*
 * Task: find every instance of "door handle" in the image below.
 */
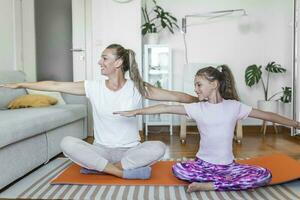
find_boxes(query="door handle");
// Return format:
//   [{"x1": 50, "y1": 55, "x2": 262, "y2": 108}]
[{"x1": 70, "y1": 48, "x2": 85, "y2": 52}]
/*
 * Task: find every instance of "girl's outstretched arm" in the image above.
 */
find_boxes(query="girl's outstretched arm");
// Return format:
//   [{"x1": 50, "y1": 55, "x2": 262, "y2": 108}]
[
  {"x1": 249, "y1": 108, "x2": 300, "y2": 129},
  {"x1": 114, "y1": 104, "x2": 187, "y2": 117}
]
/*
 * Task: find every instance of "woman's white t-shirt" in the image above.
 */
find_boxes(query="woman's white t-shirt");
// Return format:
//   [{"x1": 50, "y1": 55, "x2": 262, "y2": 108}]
[
  {"x1": 184, "y1": 99, "x2": 252, "y2": 165},
  {"x1": 84, "y1": 79, "x2": 142, "y2": 148}
]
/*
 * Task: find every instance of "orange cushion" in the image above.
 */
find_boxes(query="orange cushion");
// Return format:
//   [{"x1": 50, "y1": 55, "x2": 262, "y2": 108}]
[{"x1": 8, "y1": 94, "x2": 58, "y2": 109}]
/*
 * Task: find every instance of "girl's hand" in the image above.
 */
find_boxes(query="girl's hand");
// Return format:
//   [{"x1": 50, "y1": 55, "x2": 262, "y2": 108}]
[
  {"x1": 0, "y1": 83, "x2": 20, "y2": 89},
  {"x1": 113, "y1": 110, "x2": 137, "y2": 117}
]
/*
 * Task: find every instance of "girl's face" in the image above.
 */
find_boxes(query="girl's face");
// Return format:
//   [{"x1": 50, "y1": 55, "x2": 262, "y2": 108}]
[
  {"x1": 98, "y1": 48, "x2": 121, "y2": 76},
  {"x1": 194, "y1": 75, "x2": 216, "y2": 100}
]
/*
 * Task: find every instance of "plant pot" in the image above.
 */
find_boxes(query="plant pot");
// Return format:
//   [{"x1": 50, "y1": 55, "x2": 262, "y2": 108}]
[
  {"x1": 257, "y1": 100, "x2": 278, "y2": 113},
  {"x1": 145, "y1": 33, "x2": 159, "y2": 44},
  {"x1": 278, "y1": 102, "x2": 292, "y2": 118}
]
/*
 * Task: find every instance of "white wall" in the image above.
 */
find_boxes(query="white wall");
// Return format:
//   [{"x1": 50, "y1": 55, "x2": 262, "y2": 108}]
[
  {"x1": 1, "y1": 0, "x2": 294, "y2": 126},
  {"x1": 0, "y1": 0, "x2": 15, "y2": 70},
  {"x1": 90, "y1": 0, "x2": 142, "y2": 129},
  {"x1": 90, "y1": 0, "x2": 142, "y2": 80},
  {"x1": 22, "y1": 0, "x2": 36, "y2": 82},
  {"x1": 0, "y1": 0, "x2": 36, "y2": 81},
  {"x1": 145, "y1": 0, "x2": 293, "y2": 125}
]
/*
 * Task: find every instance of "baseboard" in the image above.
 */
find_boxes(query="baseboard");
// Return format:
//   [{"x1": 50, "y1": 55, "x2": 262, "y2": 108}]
[
  {"x1": 141, "y1": 125, "x2": 292, "y2": 135},
  {"x1": 86, "y1": 125, "x2": 292, "y2": 138}
]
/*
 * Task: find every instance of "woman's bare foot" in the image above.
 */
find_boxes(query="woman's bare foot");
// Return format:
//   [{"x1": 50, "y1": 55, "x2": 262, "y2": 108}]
[{"x1": 187, "y1": 182, "x2": 215, "y2": 192}]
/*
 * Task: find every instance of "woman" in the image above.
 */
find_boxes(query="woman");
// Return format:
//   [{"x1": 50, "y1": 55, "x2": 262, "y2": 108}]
[{"x1": 1, "y1": 44, "x2": 198, "y2": 179}]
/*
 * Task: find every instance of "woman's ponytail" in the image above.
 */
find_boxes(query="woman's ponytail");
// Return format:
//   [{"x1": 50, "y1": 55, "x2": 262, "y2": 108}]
[
  {"x1": 218, "y1": 65, "x2": 239, "y2": 100},
  {"x1": 127, "y1": 49, "x2": 147, "y2": 96}
]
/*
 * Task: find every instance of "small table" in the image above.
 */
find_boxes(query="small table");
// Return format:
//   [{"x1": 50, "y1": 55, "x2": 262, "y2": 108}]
[{"x1": 260, "y1": 120, "x2": 278, "y2": 135}]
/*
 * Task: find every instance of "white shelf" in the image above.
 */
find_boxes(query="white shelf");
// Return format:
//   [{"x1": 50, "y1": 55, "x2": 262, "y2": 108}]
[
  {"x1": 149, "y1": 69, "x2": 168, "y2": 75},
  {"x1": 143, "y1": 44, "x2": 173, "y2": 135}
]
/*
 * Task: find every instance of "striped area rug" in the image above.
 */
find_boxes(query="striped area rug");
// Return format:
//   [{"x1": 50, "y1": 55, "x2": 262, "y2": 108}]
[{"x1": 1, "y1": 158, "x2": 300, "y2": 200}]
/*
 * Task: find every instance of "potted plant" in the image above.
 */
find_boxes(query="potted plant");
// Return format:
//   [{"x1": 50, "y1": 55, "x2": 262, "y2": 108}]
[
  {"x1": 244, "y1": 61, "x2": 287, "y2": 113},
  {"x1": 277, "y1": 86, "x2": 292, "y2": 118},
  {"x1": 142, "y1": 0, "x2": 179, "y2": 44}
]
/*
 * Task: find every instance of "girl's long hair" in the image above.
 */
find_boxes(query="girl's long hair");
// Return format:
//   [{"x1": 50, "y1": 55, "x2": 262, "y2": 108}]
[{"x1": 196, "y1": 65, "x2": 239, "y2": 100}]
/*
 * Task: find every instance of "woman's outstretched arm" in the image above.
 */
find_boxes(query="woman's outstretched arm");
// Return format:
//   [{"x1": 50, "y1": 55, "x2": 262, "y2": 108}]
[
  {"x1": 0, "y1": 81, "x2": 85, "y2": 95},
  {"x1": 144, "y1": 82, "x2": 199, "y2": 103},
  {"x1": 114, "y1": 104, "x2": 187, "y2": 117},
  {"x1": 249, "y1": 108, "x2": 300, "y2": 129}
]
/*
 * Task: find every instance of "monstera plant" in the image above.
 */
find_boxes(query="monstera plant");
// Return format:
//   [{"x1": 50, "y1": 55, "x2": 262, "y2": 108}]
[
  {"x1": 245, "y1": 61, "x2": 290, "y2": 117},
  {"x1": 245, "y1": 61, "x2": 287, "y2": 101}
]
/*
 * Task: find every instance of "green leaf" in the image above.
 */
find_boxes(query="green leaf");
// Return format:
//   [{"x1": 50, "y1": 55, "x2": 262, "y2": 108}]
[
  {"x1": 161, "y1": 19, "x2": 166, "y2": 28},
  {"x1": 245, "y1": 64, "x2": 262, "y2": 87},
  {"x1": 141, "y1": 22, "x2": 157, "y2": 35},
  {"x1": 141, "y1": 1, "x2": 179, "y2": 35},
  {"x1": 142, "y1": 27, "x2": 147, "y2": 35},
  {"x1": 165, "y1": 17, "x2": 173, "y2": 27},
  {"x1": 169, "y1": 15, "x2": 177, "y2": 22},
  {"x1": 172, "y1": 22, "x2": 179, "y2": 28},
  {"x1": 156, "y1": 5, "x2": 163, "y2": 11},
  {"x1": 280, "y1": 86, "x2": 292, "y2": 103},
  {"x1": 265, "y1": 61, "x2": 286, "y2": 73}
]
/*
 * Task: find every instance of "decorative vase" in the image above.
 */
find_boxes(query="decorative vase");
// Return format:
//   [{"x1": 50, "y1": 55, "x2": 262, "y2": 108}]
[
  {"x1": 145, "y1": 33, "x2": 159, "y2": 44},
  {"x1": 257, "y1": 100, "x2": 278, "y2": 113},
  {"x1": 278, "y1": 102, "x2": 292, "y2": 118},
  {"x1": 257, "y1": 100, "x2": 278, "y2": 127}
]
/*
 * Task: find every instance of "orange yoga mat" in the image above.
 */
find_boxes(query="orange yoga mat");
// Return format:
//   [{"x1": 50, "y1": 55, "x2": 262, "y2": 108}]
[{"x1": 51, "y1": 153, "x2": 300, "y2": 186}]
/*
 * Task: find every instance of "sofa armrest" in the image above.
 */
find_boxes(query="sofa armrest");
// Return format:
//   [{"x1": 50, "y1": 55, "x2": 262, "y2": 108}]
[
  {"x1": 61, "y1": 92, "x2": 94, "y2": 137},
  {"x1": 61, "y1": 93, "x2": 87, "y2": 105}
]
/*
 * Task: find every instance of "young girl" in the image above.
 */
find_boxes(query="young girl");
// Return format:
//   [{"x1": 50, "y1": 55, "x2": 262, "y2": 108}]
[{"x1": 114, "y1": 65, "x2": 300, "y2": 192}]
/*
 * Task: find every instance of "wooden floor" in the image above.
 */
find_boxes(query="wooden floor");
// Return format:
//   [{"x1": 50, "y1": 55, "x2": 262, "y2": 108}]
[
  {"x1": 85, "y1": 125, "x2": 300, "y2": 161},
  {"x1": 2, "y1": 125, "x2": 300, "y2": 194}
]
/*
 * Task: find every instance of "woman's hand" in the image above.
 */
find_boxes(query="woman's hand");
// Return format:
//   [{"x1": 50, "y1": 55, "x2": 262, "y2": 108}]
[
  {"x1": 113, "y1": 110, "x2": 137, "y2": 117},
  {"x1": 0, "y1": 83, "x2": 21, "y2": 89}
]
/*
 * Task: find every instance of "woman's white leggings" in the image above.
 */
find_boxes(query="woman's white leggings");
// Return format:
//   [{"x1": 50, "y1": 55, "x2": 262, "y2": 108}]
[{"x1": 60, "y1": 136, "x2": 166, "y2": 171}]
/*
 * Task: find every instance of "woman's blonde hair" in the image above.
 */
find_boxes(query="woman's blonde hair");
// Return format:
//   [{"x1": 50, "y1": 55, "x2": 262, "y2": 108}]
[
  {"x1": 195, "y1": 65, "x2": 240, "y2": 100},
  {"x1": 106, "y1": 44, "x2": 146, "y2": 96}
]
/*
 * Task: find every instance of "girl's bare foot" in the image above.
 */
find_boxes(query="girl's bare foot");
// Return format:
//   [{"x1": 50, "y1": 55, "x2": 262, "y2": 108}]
[{"x1": 187, "y1": 182, "x2": 215, "y2": 192}]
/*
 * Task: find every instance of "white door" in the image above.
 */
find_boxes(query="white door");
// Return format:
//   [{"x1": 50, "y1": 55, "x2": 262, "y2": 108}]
[{"x1": 71, "y1": 0, "x2": 87, "y2": 81}]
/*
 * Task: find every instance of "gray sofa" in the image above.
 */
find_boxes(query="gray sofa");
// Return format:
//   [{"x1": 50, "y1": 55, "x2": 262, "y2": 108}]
[{"x1": 0, "y1": 71, "x2": 89, "y2": 190}]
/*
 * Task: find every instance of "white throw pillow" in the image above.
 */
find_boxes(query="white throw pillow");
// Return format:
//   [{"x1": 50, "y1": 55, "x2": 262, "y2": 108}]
[{"x1": 26, "y1": 89, "x2": 66, "y2": 105}]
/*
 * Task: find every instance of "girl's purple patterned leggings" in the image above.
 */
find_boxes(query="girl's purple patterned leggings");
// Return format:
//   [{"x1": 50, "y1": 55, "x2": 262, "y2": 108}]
[{"x1": 172, "y1": 157, "x2": 272, "y2": 191}]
